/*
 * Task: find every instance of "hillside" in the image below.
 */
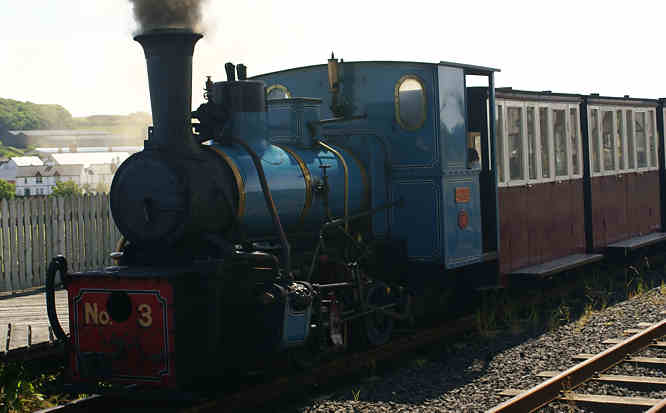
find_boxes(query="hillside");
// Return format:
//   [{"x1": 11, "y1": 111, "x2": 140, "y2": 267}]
[
  {"x1": 72, "y1": 112, "x2": 151, "y2": 141},
  {"x1": 0, "y1": 122, "x2": 29, "y2": 158},
  {"x1": 0, "y1": 98, "x2": 73, "y2": 130},
  {"x1": 0, "y1": 97, "x2": 151, "y2": 139}
]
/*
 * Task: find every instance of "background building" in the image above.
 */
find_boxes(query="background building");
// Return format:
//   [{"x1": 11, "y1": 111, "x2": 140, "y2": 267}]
[
  {"x1": 0, "y1": 156, "x2": 43, "y2": 184},
  {"x1": 0, "y1": 151, "x2": 131, "y2": 196}
]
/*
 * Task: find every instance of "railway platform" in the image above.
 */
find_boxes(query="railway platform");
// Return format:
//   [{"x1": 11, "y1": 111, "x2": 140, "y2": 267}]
[{"x1": 0, "y1": 289, "x2": 68, "y2": 352}]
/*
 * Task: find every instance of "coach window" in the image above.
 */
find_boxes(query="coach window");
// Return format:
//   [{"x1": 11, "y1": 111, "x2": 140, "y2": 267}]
[
  {"x1": 526, "y1": 106, "x2": 537, "y2": 180},
  {"x1": 395, "y1": 76, "x2": 426, "y2": 130},
  {"x1": 496, "y1": 104, "x2": 505, "y2": 183},
  {"x1": 553, "y1": 109, "x2": 568, "y2": 177},
  {"x1": 507, "y1": 106, "x2": 524, "y2": 181},
  {"x1": 539, "y1": 107, "x2": 551, "y2": 179},
  {"x1": 569, "y1": 107, "x2": 581, "y2": 176},
  {"x1": 602, "y1": 111, "x2": 615, "y2": 171},
  {"x1": 635, "y1": 111, "x2": 648, "y2": 168},
  {"x1": 626, "y1": 111, "x2": 636, "y2": 169},
  {"x1": 589, "y1": 109, "x2": 601, "y2": 174},
  {"x1": 648, "y1": 110, "x2": 657, "y2": 168},
  {"x1": 616, "y1": 110, "x2": 626, "y2": 170}
]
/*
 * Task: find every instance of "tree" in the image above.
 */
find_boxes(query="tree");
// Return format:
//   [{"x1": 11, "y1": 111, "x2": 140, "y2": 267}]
[
  {"x1": 0, "y1": 179, "x2": 15, "y2": 200},
  {"x1": 0, "y1": 98, "x2": 74, "y2": 130},
  {"x1": 50, "y1": 180, "x2": 82, "y2": 197},
  {"x1": 95, "y1": 182, "x2": 110, "y2": 194}
]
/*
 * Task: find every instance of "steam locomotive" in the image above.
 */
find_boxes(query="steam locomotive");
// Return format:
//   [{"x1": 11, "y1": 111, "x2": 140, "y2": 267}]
[{"x1": 45, "y1": 25, "x2": 666, "y2": 391}]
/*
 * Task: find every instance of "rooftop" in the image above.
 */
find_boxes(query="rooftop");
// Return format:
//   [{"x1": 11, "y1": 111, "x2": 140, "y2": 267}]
[
  {"x1": 11, "y1": 156, "x2": 43, "y2": 167},
  {"x1": 49, "y1": 152, "x2": 130, "y2": 167},
  {"x1": 36, "y1": 146, "x2": 142, "y2": 153},
  {"x1": 8, "y1": 130, "x2": 111, "y2": 136}
]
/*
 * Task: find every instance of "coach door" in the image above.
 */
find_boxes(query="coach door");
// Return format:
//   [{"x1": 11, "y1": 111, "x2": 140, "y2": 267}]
[{"x1": 463, "y1": 84, "x2": 498, "y2": 258}]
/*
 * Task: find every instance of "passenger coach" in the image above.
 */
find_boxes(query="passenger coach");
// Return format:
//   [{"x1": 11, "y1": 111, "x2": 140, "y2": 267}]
[{"x1": 470, "y1": 88, "x2": 666, "y2": 281}]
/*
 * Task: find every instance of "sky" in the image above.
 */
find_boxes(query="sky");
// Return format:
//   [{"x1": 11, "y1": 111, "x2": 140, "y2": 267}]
[{"x1": 1, "y1": 0, "x2": 665, "y2": 117}]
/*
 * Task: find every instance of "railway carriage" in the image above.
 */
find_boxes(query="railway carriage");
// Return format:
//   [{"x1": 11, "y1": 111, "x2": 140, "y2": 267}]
[
  {"x1": 584, "y1": 96, "x2": 662, "y2": 248},
  {"x1": 45, "y1": 25, "x2": 666, "y2": 392},
  {"x1": 469, "y1": 89, "x2": 666, "y2": 280}
]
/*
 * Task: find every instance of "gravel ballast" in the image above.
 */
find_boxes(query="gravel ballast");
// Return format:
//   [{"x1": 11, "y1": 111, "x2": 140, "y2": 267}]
[{"x1": 287, "y1": 285, "x2": 666, "y2": 412}]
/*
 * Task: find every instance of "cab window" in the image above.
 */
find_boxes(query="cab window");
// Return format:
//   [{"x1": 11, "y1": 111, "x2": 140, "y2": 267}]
[{"x1": 395, "y1": 76, "x2": 426, "y2": 130}]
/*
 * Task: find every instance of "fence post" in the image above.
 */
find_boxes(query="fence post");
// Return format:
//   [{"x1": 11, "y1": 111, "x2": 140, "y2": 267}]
[
  {"x1": 27, "y1": 198, "x2": 36, "y2": 287},
  {"x1": 91, "y1": 195, "x2": 98, "y2": 268},
  {"x1": 17, "y1": 198, "x2": 25, "y2": 289},
  {"x1": 78, "y1": 196, "x2": 85, "y2": 271},
  {"x1": 103, "y1": 194, "x2": 110, "y2": 266},
  {"x1": 97, "y1": 194, "x2": 104, "y2": 267},
  {"x1": 72, "y1": 195, "x2": 81, "y2": 271},
  {"x1": 57, "y1": 197, "x2": 65, "y2": 258},
  {"x1": 8, "y1": 199, "x2": 17, "y2": 291},
  {"x1": 36, "y1": 197, "x2": 45, "y2": 285},
  {"x1": 86, "y1": 195, "x2": 93, "y2": 271},
  {"x1": 64, "y1": 197, "x2": 72, "y2": 271},
  {"x1": 1, "y1": 199, "x2": 9, "y2": 292},
  {"x1": 44, "y1": 197, "x2": 52, "y2": 268}
]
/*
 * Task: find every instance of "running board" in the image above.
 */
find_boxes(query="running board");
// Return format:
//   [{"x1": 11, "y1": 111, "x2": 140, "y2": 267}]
[
  {"x1": 607, "y1": 232, "x2": 666, "y2": 255},
  {"x1": 509, "y1": 253, "x2": 604, "y2": 279}
]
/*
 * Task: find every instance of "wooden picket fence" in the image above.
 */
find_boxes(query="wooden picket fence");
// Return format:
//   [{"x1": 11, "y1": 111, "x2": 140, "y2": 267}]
[{"x1": 0, "y1": 194, "x2": 122, "y2": 293}]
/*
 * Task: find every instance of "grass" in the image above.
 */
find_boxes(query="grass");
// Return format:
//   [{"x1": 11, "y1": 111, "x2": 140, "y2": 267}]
[
  {"x1": 574, "y1": 304, "x2": 595, "y2": 332},
  {"x1": 411, "y1": 358, "x2": 428, "y2": 369},
  {"x1": 0, "y1": 360, "x2": 75, "y2": 413},
  {"x1": 473, "y1": 253, "x2": 666, "y2": 338},
  {"x1": 475, "y1": 301, "x2": 498, "y2": 338}
]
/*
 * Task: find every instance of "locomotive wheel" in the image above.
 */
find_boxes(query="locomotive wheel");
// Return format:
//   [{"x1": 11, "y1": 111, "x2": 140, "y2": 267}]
[{"x1": 362, "y1": 282, "x2": 394, "y2": 347}]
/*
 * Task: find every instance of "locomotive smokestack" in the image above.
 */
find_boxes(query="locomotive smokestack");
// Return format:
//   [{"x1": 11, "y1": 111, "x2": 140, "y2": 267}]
[{"x1": 134, "y1": 29, "x2": 202, "y2": 153}]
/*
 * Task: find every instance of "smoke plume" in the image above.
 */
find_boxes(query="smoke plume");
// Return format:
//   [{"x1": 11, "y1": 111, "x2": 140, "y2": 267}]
[{"x1": 129, "y1": 0, "x2": 209, "y2": 32}]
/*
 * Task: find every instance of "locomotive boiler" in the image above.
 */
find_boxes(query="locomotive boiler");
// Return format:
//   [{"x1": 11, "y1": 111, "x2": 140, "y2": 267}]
[{"x1": 46, "y1": 27, "x2": 409, "y2": 391}]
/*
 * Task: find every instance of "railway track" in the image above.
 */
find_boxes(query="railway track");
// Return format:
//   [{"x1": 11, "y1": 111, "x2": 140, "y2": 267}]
[
  {"x1": 489, "y1": 313, "x2": 666, "y2": 412},
  {"x1": 30, "y1": 263, "x2": 666, "y2": 412},
  {"x1": 37, "y1": 314, "x2": 478, "y2": 413}
]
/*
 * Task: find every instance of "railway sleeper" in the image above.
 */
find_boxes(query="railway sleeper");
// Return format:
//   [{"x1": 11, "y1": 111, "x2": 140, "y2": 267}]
[{"x1": 499, "y1": 389, "x2": 661, "y2": 411}]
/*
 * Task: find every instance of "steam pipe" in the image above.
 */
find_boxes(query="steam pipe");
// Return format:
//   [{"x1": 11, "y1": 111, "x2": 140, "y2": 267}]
[
  {"x1": 318, "y1": 141, "x2": 349, "y2": 232},
  {"x1": 232, "y1": 138, "x2": 291, "y2": 273}
]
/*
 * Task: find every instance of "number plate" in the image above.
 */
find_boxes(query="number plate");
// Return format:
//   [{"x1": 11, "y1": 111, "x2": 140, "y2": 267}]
[{"x1": 68, "y1": 278, "x2": 175, "y2": 386}]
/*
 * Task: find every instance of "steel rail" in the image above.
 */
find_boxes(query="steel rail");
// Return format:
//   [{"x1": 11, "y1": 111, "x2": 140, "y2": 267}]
[
  {"x1": 487, "y1": 318, "x2": 666, "y2": 413},
  {"x1": 646, "y1": 398, "x2": 666, "y2": 413}
]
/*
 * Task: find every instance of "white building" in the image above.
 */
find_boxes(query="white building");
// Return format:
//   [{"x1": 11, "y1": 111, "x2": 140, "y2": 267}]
[
  {"x1": 0, "y1": 156, "x2": 44, "y2": 186},
  {"x1": 48, "y1": 152, "x2": 130, "y2": 194},
  {"x1": 0, "y1": 151, "x2": 131, "y2": 196},
  {"x1": 15, "y1": 165, "x2": 60, "y2": 196},
  {"x1": 36, "y1": 146, "x2": 142, "y2": 154},
  {"x1": 48, "y1": 152, "x2": 130, "y2": 168}
]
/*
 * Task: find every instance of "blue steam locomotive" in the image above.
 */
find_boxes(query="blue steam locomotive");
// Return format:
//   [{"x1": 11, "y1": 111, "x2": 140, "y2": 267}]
[{"x1": 45, "y1": 27, "x2": 499, "y2": 390}]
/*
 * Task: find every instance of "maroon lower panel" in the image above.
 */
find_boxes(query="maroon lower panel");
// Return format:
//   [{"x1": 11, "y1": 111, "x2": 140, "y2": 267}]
[
  {"x1": 591, "y1": 175, "x2": 628, "y2": 248},
  {"x1": 592, "y1": 171, "x2": 660, "y2": 249},
  {"x1": 499, "y1": 180, "x2": 585, "y2": 274},
  {"x1": 628, "y1": 171, "x2": 661, "y2": 236}
]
